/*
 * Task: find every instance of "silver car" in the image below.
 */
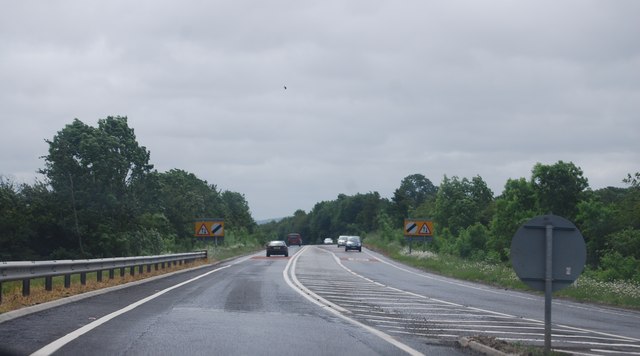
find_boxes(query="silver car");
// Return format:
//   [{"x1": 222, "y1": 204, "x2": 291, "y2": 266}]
[{"x1": 337, "y1": 235, "x2": 348, "y2": 247}]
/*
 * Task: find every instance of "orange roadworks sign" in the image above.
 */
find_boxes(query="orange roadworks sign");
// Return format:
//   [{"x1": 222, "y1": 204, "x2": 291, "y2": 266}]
[
  {"x1": 404, "y1": 219, "x2": 434, "y2": 237},
  {"x1": 194, "y1": 219, "x2": 225, "y2": 237}
]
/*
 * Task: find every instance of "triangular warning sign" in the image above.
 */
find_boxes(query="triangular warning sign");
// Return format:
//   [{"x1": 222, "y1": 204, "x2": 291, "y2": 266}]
[
  {"x1": 197, "y1": 223, "x2": 209, "y2": 236},
  {"x1": 420, "y1": 223, "x2": 431, "y2": 234}
]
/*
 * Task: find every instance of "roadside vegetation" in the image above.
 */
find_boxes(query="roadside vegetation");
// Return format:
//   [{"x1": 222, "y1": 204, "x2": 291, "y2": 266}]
[
  {"x1": 365, "y1": 232, "x2": 640, "y2": 310},
  {"x1": 1, "y1": 116, "x2": 639, "y2": 312},
  {"x1": 1, "y1": 116, "x2": 257, "y2": 261},
  {"x1": 262, "y1": 168, "x2": 640, "y2": 310}
]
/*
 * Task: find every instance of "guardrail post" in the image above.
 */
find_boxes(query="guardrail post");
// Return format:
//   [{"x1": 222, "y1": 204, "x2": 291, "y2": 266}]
[
  {"x1": 0, "y1": 252, "x2": 207, "y2": 303},
  {"x1": 22, "y1": 279, "x2": 30, "y2": 297}
]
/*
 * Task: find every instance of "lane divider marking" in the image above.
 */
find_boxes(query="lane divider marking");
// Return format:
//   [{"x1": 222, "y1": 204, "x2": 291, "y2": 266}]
[
  {"x1": 283, "y1": 246, "x2": 423, "y2": 356},
  {"x1": 31, "y1": 265, "x2": 232, "y2": 356}
]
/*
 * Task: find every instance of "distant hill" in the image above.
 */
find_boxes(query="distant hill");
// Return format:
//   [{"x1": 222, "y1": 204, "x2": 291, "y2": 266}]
[{"x1": 256, "y1": 217, "x2": 287, "y2": 225}]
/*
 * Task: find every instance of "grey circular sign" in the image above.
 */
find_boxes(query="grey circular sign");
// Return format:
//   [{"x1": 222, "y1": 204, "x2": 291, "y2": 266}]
[{"x1": 510, "y1": 214, "x2": 586, "y2": 292}]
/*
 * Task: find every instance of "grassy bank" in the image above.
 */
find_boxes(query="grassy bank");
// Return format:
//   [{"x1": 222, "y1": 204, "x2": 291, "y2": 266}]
[{"x1": 364, "y1": 234, "x2": 640, "y2": 310}]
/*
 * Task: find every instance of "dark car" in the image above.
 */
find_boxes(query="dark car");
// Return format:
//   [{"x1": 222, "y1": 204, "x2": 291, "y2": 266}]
[
  {"x1": 345, "y1": 236, "x2": 362, "y2": 252},
  {"x1": 266, "y1": 240, "x2": 289, "y2": 257},
  {"x1": 287, "y1": 233, "x2": 302, "y2": 246}
]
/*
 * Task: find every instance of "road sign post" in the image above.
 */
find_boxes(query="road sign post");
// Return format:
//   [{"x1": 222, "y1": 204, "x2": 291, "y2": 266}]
[
  {"x1": 511, "y1": 214, "x2": 586, "y2": 355},
  {"x1": 404, "y1": 219, "x2": 434, "y2": 254}
]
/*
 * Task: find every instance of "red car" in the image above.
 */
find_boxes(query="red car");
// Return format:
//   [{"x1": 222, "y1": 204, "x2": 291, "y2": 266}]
[{"x1": 286, "y1": 233, "x2": 302, "y2": 246}]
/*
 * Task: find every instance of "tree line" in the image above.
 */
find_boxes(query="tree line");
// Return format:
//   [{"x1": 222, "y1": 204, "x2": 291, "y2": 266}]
[
  {"x1": 0, "y1": 116, "x2": 256, "y2": 260},
  {"x1": 262, "y1": 168, "x2": 640, "y2": 282},
  {"x1": 2, "y1": 116, "x2": 638, "y2": 283}
]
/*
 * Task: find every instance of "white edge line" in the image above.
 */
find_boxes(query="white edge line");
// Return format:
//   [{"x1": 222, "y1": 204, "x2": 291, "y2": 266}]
[
  {"x1": 30, "y1": 265, "x2": 231, "y2": 356},
  {"x1": 0, "y1": 263, "x2": 215, "y2": 324},
  {"x1": 365, "y1": 249, "x2": 640, "y2": 320},
  {"x1": 283, "y1": 246, "x2": 423, "y2": 356},
  {"x1": 363, "y1": 249, "x2": 640, "y2": 343}
]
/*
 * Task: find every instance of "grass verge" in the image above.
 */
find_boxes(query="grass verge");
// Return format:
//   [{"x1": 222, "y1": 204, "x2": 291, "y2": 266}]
[{"x1": 365, "y1": 235, "x2": 640, "y2": 310}]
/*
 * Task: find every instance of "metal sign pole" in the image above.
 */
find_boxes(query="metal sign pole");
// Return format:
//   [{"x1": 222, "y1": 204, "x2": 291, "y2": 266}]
[
  {"x1": 544, "y1": 224, "x2": 553, "y2": 354},
  {"x1": 512, "y1": 215, "x2": 586, "y2": 355}
]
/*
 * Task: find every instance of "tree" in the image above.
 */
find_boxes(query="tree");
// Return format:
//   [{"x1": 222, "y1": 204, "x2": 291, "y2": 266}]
[
  {"x1": 309, "y1": 201, "x2": 335, "y2": 241},
  {"x1": 531, "y1": 161, "x2": 589, "y2": 220},
  {"x1": 392, "y1": 174, "x2": 437, "y2": 222},
  {"x1": 0, "y1": 177, "x2": 32, "y2": 259},
  {"x1": 40, "y1": 116, "x2": 154, "y2": 256},
  {"x1": 575, "y1": 195, "x2": 615, "y2": 266},
  {"x1": 221, "y1": 190, "x2": 256, "y2": 232},
  {"x1": 487, "y1": 178, "x2": 538, "y2": 260},
  {"x1": 156, "y1": 169, "x2": 225, "y2": 244},
  {"x1": 434, "y1": 175, "x2": 494, "y2": 236},
  {"x1": 620, "y1": 172, "x2": 640, "y2": 229}
]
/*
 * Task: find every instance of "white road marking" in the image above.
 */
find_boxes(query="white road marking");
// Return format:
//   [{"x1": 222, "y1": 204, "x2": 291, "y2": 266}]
[
  {"x1": 30, "y1": 265, "x2": 231, "y2": 356},
  {"x1": 364, "y1": 249, "x2": 640, "y2": 320},
  {"x1": 355, "y1": 249, "x2": 640, "y2": 344},
  {"x1": 283, "y1": 246, "x2": 424, "y2": 356},
  {"x1": 314, "y1": 246, "x2": 640, "y2": 353}
]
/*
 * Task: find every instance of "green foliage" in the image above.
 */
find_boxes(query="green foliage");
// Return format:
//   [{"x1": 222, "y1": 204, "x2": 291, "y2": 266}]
[
  {"x1": 1, "y1": 117, "x2": 257, "y2": 260},
  {"x1": 488, "y1": 178, "x2": 538, "y2": 261},
  {"x1": 434, "y1": 175, "x2": 494, "y2": 236},
  {"x1": 38, "y1": 117, "x2": 154, "y2": 257},
  {"x1": 595, "y1": 251, "x2": 640, "y2": 282},
  {"x1": 299, "y1": 192, "x2": 388, "y2": 243},
  {"x1": 619, "y1": 172, "x2": 640, "y2": 229},
  {"x1": 575, "y1": 197, "x2": 616, "y2": 266},
  {"x1": 156, "y1": 169, "x2": 224, "y2": 239},
  {"x1": 531, "y1": 161, "x2": 588, "y2": 220},
  {"x1": 2, "y1": 115, "x2": 639, "y2": 294},
  {"x1": 455, "y1": 223, "x2": 490, "y2": 258},
  {"x1": 604, "y1": 228, "x2": 640, "y2": 260},
  {"x1": 376, "y1": 210, "x2": 395, "y2": 242},
  {"x1": 391, "y1": 174, "x2": 438, "y2": 224},
  {"x1": 0, "y1": 177, "x2": 34, "y2": 260},
  {"x1": 221, "y1": 191, "x2": 256, "y2": 232}
]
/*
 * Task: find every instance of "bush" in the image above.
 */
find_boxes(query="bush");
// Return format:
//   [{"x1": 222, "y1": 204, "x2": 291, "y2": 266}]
[{"x1": 596, "y1": 251, "x2": 640, "y2": 282}]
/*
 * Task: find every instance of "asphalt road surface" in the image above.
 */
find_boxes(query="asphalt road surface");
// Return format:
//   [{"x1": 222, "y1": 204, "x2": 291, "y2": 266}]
[{"x1": 1, "y1": 245, "x2": 639, "y2": 355}]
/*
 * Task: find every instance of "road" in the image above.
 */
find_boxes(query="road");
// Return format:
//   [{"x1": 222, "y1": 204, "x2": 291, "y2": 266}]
[
  {"x1": 299, "y1": 246, "x2": 640, "y2": 355},
  {"x1": 1, "y1": 245, "x2": 639, "y2": 355}
]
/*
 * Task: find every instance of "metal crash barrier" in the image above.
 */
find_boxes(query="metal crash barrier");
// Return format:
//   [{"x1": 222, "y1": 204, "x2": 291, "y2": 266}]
[{"x1": 0, "y1": 251, "x2": 208, "y2": 303}]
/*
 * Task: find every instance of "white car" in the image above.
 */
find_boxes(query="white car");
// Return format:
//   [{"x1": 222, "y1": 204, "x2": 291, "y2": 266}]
[
  {"x1": 337, "y1": 235, "x2": 348, "y2": 247},
  {"x1": 323, "y1": 238, "x2": 333, "y2": 244}
]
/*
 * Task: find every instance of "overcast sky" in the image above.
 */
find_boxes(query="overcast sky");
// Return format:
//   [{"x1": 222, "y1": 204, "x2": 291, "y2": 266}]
[{"x1": 1, "y1": 1, "x2": 639, "y2": 220}]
